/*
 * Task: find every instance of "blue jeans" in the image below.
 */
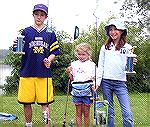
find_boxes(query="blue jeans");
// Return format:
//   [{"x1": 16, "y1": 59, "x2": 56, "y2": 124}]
[{"x1": 101, "y1": 79, "x2": 134, "y2": 127}]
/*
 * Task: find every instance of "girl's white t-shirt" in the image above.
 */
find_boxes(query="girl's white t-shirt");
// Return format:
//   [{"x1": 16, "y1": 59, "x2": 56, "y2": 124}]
[{"x1": 71, "y1": 60, "x2": 96, "y2": 82}]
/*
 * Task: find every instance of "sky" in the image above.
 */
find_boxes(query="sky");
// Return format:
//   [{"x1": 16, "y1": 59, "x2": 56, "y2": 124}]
[{"x1": 0, "y1": 0, "x2": 124, "y2": 49}]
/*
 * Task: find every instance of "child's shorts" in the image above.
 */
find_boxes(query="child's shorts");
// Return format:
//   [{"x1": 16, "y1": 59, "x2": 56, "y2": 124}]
[
  {"x1": 17, "y1": 77, "x2": 54, "y2": 105},
  {"x1": 72, "y1": 96, "x2": 92, "y2": 105}
]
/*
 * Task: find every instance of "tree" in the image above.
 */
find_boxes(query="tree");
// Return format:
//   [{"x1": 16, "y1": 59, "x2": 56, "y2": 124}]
[
  {"x1": 125, "y1": 21, "x2": 150, "y2": 92},
  {"x1": 120, "y1": 0, "x2": 150, "y2": 35},
  {"x1": 3, "y1": 47, "x2": 22, "y2": 94},
  {"x1": 118, "y1": 0, "x2": 150, "y2": 92}
]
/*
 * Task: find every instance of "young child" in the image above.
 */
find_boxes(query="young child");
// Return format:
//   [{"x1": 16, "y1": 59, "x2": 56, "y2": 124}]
[
  {"x1": 13, "y1": 4, "x2": 60, "y2": 127},
  {"x1": 66, "y1": 43, "x2": 99, "y2": 127},
  {"x1": 97, "y1": 19, "x2": 136, "y2": 127}
]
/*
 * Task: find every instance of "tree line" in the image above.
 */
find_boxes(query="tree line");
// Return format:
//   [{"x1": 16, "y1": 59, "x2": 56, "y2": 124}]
[{"x1": 0, "y1": 49, "x2": 9, "y2": 63}]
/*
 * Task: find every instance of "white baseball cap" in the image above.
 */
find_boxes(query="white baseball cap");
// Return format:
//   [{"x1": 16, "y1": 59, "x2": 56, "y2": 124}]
[{"x1": 105, "y1": 19, "x2": 127, "y2": 36}]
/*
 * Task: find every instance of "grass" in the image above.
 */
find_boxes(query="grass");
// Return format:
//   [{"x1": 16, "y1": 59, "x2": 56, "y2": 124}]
[{"x1": 0, "y1": 93, "x2": 150, "y2": 127}]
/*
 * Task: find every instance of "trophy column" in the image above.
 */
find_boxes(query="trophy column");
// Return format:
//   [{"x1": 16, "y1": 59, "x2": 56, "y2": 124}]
[
  {"x1": 13, "y1": 34, "x2": 25, "y2": 55},
  {"x1": 125, "y1": 46, "x2": 137, "y2": 74}
]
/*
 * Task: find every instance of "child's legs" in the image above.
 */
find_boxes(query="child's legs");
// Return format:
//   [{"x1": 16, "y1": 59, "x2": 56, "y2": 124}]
[
  {"x1": 24, "y1": 104, "x2": 32, "y2": 123},
  {"x1": 83, "y1": 104, "x2": 91, "y2": 127},
  {"x1": 75, "y1": 104, "x2": 82, "y2": 127},
  {"x1": 41, "y1": 104, "x2": 51, "y2": 126},
  {"x1": 114, "y1": 81, "x2": 134, "y2": 127},
  {"x1": 36, "y1": 78, "x2": 53, "y2": 126},
  {"x1": 101, "y1": 79, "x2": 115, "y2": 127},
  {"x1": 18, "y1": 77, "x2": 35, "y2": 124},
  {"x1": 73, "y1": 96, "x2": 92, "y2": 127}
]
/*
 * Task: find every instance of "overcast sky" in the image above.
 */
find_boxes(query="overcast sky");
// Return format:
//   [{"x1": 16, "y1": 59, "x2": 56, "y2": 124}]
[{"x1": 0, "y1": 0, "x2": 124, "y2": 49}]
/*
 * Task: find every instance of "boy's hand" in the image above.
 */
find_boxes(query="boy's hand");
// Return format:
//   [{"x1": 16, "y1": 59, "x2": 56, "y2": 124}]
[
  {"x1": 12, "y1": 40, "x2": 17, "y2": 51},
  {"x1": 43, "y1": 58, "x2": 51, "y2": 68}
]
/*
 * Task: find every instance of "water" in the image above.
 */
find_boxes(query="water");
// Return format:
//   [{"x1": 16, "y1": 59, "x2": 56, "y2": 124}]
[{"x1": 0, "y1": 64, "x2": 11, "y2": 95}]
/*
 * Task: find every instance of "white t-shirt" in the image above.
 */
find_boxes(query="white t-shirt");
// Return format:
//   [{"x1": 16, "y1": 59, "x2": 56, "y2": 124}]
[
  {"x1": 71, "y1": 60, "x2": 96, "y2": 82},
  {"x1": 97, "y1": 42, "x2": 133, "y2": 84}
]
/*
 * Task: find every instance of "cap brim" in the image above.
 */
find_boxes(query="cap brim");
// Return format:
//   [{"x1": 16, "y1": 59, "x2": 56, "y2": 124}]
[
  {"x1": 33, "y1": 8, "x2": 48, "y2": 15},
  {"x1": 105, "y1": 25, "x2": 127, "y2": 36}
]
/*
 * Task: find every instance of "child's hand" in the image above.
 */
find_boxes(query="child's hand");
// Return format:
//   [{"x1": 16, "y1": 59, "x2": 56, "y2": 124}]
[
  {"x1": 12, "y1": 40, "x2": 17, "y2": 51},
  {"x1": 66, "y1": 66, "x2": 72, "y2": 73},
  {"x1": 43, "y1": 58, "x2": 51, "y2": 68},
  {"x1": 133, "y1": 57, "x2": 137, "y2": 65},
  {"x1": 66, "y1": 66, "x2": 72, "y2": 74},
  {"x1": 66, "y1": 66, "x2": 73, "y2": 81},
  {"x1": 92, "y1": 85, "x2": 99, "y2": 91}
]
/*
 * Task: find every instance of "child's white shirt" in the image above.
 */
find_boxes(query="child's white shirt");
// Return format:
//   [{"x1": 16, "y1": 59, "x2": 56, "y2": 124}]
[
  {"x1": 71, "y1": 60, "x2": 96, "y2": 82},
  {"x1": 97, "y1": 42, "x2": 133, "y2": 85}
]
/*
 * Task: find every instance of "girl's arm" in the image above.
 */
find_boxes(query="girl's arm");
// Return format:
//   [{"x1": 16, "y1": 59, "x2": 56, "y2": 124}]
[{"x1": 96, "y1": 45, "x2": 105, "y2": 85}]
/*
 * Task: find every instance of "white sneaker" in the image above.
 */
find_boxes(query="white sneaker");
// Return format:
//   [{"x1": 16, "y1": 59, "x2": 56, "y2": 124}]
[{"x1": 43, "y1": 111, "x2": 48, "y2": 124}]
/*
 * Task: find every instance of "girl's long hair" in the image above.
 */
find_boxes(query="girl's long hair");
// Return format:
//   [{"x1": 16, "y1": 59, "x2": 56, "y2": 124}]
[{"x1": 105, "y1": 34, "x2": 128, "y2": 50}]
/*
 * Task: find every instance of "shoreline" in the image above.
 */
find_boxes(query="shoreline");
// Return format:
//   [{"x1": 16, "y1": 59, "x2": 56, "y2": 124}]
[{"x1": 0, "y1": 64, "x2": 11, "y2": 95}]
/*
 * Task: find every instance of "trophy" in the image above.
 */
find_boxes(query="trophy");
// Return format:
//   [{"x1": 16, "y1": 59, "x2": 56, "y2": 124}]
[
  {"x1": 125, "y1": 46, "x2": 137, "y2": 74},
  {"x1": 14, "y1": 34, "x2": 25, "y2": 55}
]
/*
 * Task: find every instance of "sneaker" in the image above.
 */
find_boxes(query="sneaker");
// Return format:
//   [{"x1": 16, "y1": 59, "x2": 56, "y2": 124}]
[
  {"x1": 25, "y1": 122, "x2": 32, "y2": 127},
  {"x1": 43, "y1": 111, "x2": 48, "y2": 124}
]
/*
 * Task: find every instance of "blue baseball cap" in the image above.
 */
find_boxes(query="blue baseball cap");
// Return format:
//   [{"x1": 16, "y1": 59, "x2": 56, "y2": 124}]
[{"x1": 33, "y1": 4, "x2": 48, "y2": 15}]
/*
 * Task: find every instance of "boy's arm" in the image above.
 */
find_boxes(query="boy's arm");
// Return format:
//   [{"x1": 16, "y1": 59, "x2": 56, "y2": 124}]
[
  {"x1": 48, "y1": 54, "x2": 55, "y2": 62},
  {"x1": 44, "y1": 31, "x2": 60, "y2": 68}
]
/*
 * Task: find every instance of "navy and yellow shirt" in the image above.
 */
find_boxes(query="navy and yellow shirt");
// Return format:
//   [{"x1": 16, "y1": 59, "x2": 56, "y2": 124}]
[{"x1": 20, "y1": 26, "x2": 60, "y2": 77}]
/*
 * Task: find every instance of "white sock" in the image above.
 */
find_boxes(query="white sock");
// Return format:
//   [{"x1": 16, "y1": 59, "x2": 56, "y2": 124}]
[{"x1": 25, "y1": 122, "x2": 32, "y2": 127}]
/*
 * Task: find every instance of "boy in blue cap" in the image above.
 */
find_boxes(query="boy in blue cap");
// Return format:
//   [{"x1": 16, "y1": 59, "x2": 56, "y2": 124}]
[{"x1": 14, "y1": 3, "x2": 60, "y2": 127}]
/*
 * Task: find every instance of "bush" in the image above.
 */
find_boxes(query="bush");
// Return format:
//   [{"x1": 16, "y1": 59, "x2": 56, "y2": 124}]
[{"x1": 3, "y1": 23, "x2": 150, "y2": 94}]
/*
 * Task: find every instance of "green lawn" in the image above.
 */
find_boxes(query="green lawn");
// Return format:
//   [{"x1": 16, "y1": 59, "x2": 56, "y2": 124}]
[{"x1": 0, "y1": 93, "x2": 150, "y2": 127}]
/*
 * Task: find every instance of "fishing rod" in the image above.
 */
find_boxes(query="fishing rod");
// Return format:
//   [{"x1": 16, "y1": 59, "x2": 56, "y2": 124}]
[
  {"x1": 62, "y1": 25, "x2": 79, "y2": 127},
  {"x1": 43, "y1": 0, "x2": 53, "y2": 125},
  {"x1": 93, "y1": 0, "x2": 99, "y2": 126}
]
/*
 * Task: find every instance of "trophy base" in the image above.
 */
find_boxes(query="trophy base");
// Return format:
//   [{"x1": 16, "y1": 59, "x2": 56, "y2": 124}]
[
  {"x1": 125, "y1": 71, "x2": 136, "y2": 75},
  {"x1": 14, "y1": 52, "x2": 25, "y2": 55}
]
